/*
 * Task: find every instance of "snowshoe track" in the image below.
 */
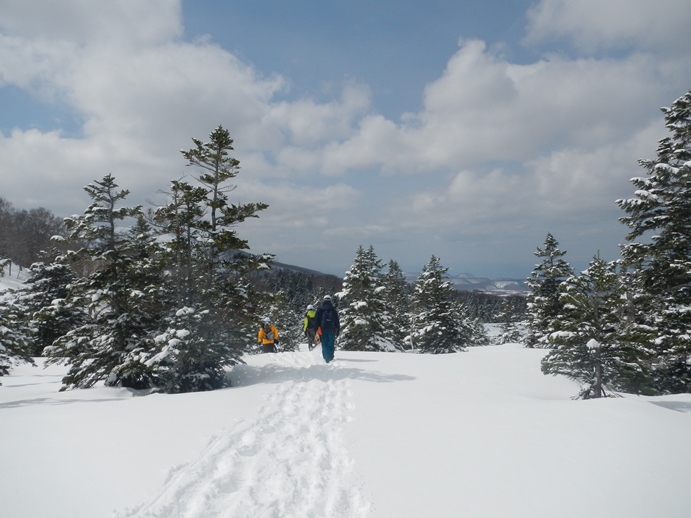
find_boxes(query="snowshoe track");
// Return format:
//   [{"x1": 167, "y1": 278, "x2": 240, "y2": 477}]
[{"x1": 119, "y1": 352, "x2": 370, "y2": 518}]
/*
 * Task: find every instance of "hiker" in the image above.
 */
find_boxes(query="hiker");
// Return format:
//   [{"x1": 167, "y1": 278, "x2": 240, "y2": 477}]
[
  {"x1": 258, "y1": 317, "x2": 279, "y2": 353},
  {"x1": 303, "y1": 304, "x2": 318, "y2": 351},
  {"x1": 315, "y1": 295, "x2": 340, "y2": 363}
]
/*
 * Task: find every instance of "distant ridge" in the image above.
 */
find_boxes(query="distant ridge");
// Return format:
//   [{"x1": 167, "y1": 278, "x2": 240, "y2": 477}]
[
  {"x1": 446, "y1": 273, "x2": 528, "y2": 296},
  {"x1": 271, "y1": 261, "x2": 333, "y2": 277},
  {"x1": 272, "y1": 261, "x2": 527, "y2": 296}
]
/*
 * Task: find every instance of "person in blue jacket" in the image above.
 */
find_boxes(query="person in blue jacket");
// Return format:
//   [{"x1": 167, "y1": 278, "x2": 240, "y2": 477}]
[{"x1": 314, "y1": 295, "x2": 340, "y2": 363}]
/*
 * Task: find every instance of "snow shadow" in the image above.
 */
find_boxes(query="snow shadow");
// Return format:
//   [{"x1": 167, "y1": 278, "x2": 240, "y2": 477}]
[
  {"x1": 0, "y1": 396, "x2": 135, "y2": 409},
  {"x1": 650, "y1": 401, "x2": 691, "y2": 413},
  {"x1": 229, "y1": 363, "x2": 415, "y2": 388}
]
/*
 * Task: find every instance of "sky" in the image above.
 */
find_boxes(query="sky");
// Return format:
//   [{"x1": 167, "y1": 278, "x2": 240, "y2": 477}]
[
  {"x1": 3, "y1": 338, "x2": 691, "y2": 517},
  {"x1": 1, "y1": 0, "x2": 691, "y2": 279}
]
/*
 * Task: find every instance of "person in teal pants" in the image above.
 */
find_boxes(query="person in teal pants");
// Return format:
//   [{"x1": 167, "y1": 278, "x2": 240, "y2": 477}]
[{"x1": 314, "y1": 295, "x2": 340, "y2": 363}]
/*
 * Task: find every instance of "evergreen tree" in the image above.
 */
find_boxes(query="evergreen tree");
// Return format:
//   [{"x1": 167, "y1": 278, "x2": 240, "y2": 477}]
[
  {"x1": 147, "y1": 127, "x2": 271, "y2": 391},
  {"x1": 409, "y1": 256, "x2": 478, "y2": 353},
  {"x1": 338, "y1": 245, "x2": 393, "y2": 351},
  {"x1": 496, "y1": 298, "x2": 523, "y2": 344},
  {"x1": 0, "y1": 288, "x2": 34, "y2": 376},
  {"x1": 617, "y1": 90, "x2": 691, "y2": 392},
  {"x1": 541, "y1": 256, "x2": 652, "y2": 398},
  {"x1": 16, "y1": 260, "x2": 86, "y2": 356},
  {"x1": 524, "y1": 233, "x2": 573, "y2": 348},
  {"x1": 44, "y1": 176, "x2": 165, "y2": 390},
  {"x1": 382, "y1": 260, "x2": 411, "y2": 350}
]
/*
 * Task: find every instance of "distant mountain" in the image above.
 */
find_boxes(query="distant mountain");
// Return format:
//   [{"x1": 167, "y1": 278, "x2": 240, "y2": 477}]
[
  {"x1": 271, "y1": 261, "x2": 333, "y2": 277},
  {"x1": 448, "y1": 273, "x2": 528, "y2": 295},
  {"x1": 404, "y1": 271, "x2": 528, "y2": 296},
  {"x1": 273, "y1": 261, "x2": 527, "y2": 297}
]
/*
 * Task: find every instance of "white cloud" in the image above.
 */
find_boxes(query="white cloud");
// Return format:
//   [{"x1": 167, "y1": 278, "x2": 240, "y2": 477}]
[
  {"x1": 525, "y1": 0, "x2": 691, "y2": 54},
  {"x1": 0, "y1": 0, "x2": 690, "y2": 278},
  {"x1": 0, "y1": 0, "x2": 181, "y2": 45}
]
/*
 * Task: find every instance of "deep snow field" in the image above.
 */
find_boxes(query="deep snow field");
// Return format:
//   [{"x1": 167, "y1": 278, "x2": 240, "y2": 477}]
[{"x1": 2, "y1": 339, "x2": 691, "y2": 518}]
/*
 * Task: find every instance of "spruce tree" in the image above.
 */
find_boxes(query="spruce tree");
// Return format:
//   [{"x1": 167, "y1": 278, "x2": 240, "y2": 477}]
[
  {"x1": 524, "y1": 233, "x2": 573, "y2": 348},
  {"x1": 338, "y1": 245, "x2": 393, "y2": 351},
  {"x1": 0, "y1": 289, "x2": 34, "y2": 376},
  {"x1": 16, "y1": 260, "x2": 86, "y2": 356},
  {"x1": 496, "y1": 298, "x2": 523, "y2": 344},
  {"x1": 44, "y1": 176, "x2": 165, "y2": 389},
  {"x1": 541, "y1": 256, "x2": 652, "y2": 398},
  {"x1": 617, "y1": 90, "x2": 691, "y2": 392},
  {"x1": 382, "y1": 260, "x2": 411, "y2": 350},
  {"x1": 409, "y1": 256, "x2": 476, "y2": 353},
  {"x1": 147, "y1": 127, "x2": 271, "y2": 391}
]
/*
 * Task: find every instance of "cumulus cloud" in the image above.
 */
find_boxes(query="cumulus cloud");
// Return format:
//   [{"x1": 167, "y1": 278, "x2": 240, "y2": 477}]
[
  {"x1": 524, "y1": 0, "x2": 691, "y2": 54},
  {"x1": 320, "y1": 39, "x2": 674, "y2": 175},
  {"x1": 0, "y1": 0, "x2": 690, "y2": 277},
  {"x1": 0, "y1": 0, "x2": 181, "y2": 45}
]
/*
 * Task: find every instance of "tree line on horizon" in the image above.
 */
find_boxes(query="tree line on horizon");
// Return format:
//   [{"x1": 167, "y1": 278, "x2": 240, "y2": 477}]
[{"x1": 2, "y1": 87, "x2": 691, "y2": 398}]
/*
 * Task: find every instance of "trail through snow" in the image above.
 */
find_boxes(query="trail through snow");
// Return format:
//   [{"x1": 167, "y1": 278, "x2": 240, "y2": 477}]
[{"x1": 119, "y1": 351, "x2": 371, "y2": 518}]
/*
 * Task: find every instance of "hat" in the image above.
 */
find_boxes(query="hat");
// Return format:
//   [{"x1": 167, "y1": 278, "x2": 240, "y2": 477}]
[
  {"x1": 323, "y1": 295, "x2": 332, "y2": 301},
  {"x1": 307, "y1": 304, "x2": 314, "y2": 310},
  {"x1": 263, "y1": 317, "x2": 271, "y2": 323}
]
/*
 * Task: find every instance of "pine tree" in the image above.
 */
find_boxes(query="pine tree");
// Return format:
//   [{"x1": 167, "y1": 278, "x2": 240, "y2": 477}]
[
  {"x1": 524, "y1": 233, "x2": 573, "y2": 348},
  {"x1": 382, "y1": 260, "x2": 411, "y2": 350},
  {"x1": 496, "y1": 298, "x2": 523, "y2": 344},
  {"x1": 409, "y1": 256, "x2": 477, "y2": 353},
  {"x1": 146, "y1": 127, "x2": 272, "y2": 391},
  {"x1": 541, "y1": 256, "x2": 652, "y2": 398},
  {"x1": 338, "y1": 245, "x2": 393, "y2": 351},
  {"x1": 44, "y1": 176, "x2": 164, "y2": 390},
  {"x1": 0, "y1": 288, "x2": 34, "y2": 376},
  {"x1": 16, "y1": 260, "x2": 86, "y2": 356},
  {"x1": 617, "y1": 90, "x2": 691, "y2": 392}
]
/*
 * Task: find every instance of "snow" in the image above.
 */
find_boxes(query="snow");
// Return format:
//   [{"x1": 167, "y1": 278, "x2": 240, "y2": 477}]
[
  {"x1": 2, "y1": 344, "x2": 691, "y2": 518},
  {"x1": 0, "y1": 264, "x2": 30, "y2": 292}
]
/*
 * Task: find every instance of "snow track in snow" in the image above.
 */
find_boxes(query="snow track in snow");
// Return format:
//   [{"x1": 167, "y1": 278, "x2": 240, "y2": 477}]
[{"x1": 119, "y1": 352, "x2": 370, "y2": 518}]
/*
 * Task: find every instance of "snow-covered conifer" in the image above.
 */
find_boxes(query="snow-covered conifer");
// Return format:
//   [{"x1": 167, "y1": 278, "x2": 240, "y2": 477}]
[
  {"x1": 524, "y1": 233, "x2": 573, "y2": 348},
  {"x1": 45, "y1": 177, "x2": 164, "y2": 390},
  {"x1": 496, "y1": 298, "x2": 523, "y2": 344},
  {"x1": 338, "y1": 245, "x2": 393, "y2": 351},
  {"x1": 382, "y1": 260, "x2": 411, "y2": 350},
  {"x1": 541, "y1": 256, "x2": 652, "y2": 398},
  {"x1": 145, "y1": 128, "x2": 271, "y2": 391},
  {"x1": 0, "y1": 289, "x2": 34, "y2": 375},
  {"x1": 617, "y1": 90, "x2": 691, "y2": 393},
  {"x1": 16, "y1": 260, "x2": 86, "y2": 356},
  {"x1": 409, "y1": 256, "x2": 477, "y2": 353}
]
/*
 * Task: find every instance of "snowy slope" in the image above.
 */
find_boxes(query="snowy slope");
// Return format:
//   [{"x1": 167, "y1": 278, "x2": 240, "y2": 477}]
[
  {"x1": 1, "y1": 344, "x2": 691, "y2": 518},
  {"x1": 0, "y1": 263, "x2": 29, "y2": 292}
]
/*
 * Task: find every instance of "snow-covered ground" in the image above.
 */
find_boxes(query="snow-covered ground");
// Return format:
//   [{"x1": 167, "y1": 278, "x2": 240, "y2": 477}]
[
  {"x1": 2, "y1": 343, "x2": 691, "y2": 518},
  {"x1": 0, "y1": 263, "x2": 30, "y2": 292}
]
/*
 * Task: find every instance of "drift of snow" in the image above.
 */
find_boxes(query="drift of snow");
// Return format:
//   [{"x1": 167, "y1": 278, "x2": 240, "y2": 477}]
[{"x1": 2, "y1": 343, "x2": 691, "y2": 517}]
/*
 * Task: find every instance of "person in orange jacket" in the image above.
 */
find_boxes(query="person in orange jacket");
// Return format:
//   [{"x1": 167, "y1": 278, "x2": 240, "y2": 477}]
[{"x1": 258, "y1": 317, "x2": 279, "y2": 353}]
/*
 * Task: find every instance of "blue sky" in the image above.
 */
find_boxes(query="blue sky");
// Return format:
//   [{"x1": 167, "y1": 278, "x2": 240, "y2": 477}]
[{"x1": 1, "y1": 0, "x2": 691, "y2": 279}]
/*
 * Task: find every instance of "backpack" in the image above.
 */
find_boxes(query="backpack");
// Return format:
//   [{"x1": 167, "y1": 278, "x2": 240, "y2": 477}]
[
  {"x1": 321, "y1": 307, "x2": 336, "y2": 332},
  {"x1": 263, "y1": 323, "x2": 275, "y2": 341},
  {"x1": 306, "y1": 311, "x2": 316, "y2": 330}
]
